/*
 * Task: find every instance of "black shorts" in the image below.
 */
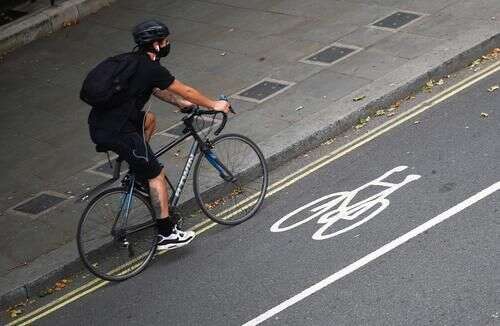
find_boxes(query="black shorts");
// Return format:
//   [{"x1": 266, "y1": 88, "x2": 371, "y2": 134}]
[{"x1": 112, "y1": 132, "x2": 163, "y2": 180}]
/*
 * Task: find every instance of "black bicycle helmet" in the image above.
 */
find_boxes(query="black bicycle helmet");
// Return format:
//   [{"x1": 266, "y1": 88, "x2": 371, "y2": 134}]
[{"x1": 132, "y1": 20, "x2": 170, "y2": 46}]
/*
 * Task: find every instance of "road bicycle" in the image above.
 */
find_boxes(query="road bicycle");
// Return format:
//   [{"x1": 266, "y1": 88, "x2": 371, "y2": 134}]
[{"x1": 77, "y1": 102, "x2": 268, "y2": 281}]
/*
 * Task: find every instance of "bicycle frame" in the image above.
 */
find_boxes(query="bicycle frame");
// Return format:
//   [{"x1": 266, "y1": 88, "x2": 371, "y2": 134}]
[{"x1": 153, "y1": 124, "x2": 235, "y2": 208}]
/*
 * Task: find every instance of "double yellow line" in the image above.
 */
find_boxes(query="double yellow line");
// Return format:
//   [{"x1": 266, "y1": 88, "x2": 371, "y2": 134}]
[{"x1": 8, "y1": 60, "x2": 500, "y2": 326}]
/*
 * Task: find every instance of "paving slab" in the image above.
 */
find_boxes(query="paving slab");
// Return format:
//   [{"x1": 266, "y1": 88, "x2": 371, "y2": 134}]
[
  {"x1": 439, "y1": 0, "x2": 500, "y2": 21},
  {"x1": 358, "y1": 0, "x2": 459, "y2": 13},
  {"x1": 371, "y1": 32, "x2": 444, "y2": 59},
  {"x1": 406, "y1": 14, "x2": 500, "y2": 40},
  {"x1": 329, "y1": 48, "x2": 409, "y2": 80},
  {"x1": 337, "y1": 26, "x2": 394, "y2": 48},
  {"x1": 276, "y1": 19, "x2": 360, "y2": 43}
]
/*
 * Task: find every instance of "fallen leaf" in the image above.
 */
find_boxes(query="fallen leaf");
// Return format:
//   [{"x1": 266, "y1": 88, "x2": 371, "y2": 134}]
[
  {"x1": 321, "y1": 138, "x2": 335, "y2": 146},
  {"x1": 387, "y1": 112, "x2": 396, "y2": 117},
  {"x1": 469, "y1": 59, "x2": 482, "y2": 68},
  {"x1": 480, "y1": 112, "x2": 489, "y2": 118},
  {"x1": 358, "y1": 116, "x2": 370, "y2": 125},
  {"x1": 55, "y1": 282, "x2": 66, "y2": 289},
  {"x1": 352, "y1": 95, "x2": 366, "y2": 102},
  {"x1": 487, "y1": 85, "x2": 499, "y2": 92},
  {"x1": 9, "y1": 309, "x2": 22, "y2": 318},
  {"x1": 38, "y1": 288, "x2": 54, "y2": 298},
  {"x1": 375, "y1": 109, "x2": 386, "y2": 116},
  {"x1": 63, "y1": 20, "x2": 77, "y2": 28}
]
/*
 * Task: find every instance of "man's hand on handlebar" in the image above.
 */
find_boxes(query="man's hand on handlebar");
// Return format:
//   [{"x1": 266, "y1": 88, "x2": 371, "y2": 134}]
[{"x1": 213, "y1": 100, "x2": 231, "y2": 113}]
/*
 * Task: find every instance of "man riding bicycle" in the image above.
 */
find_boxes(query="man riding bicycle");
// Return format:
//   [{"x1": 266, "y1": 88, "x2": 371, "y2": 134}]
[{"x1": 88, "y1": 20, "x2": 230, "y2": 250}]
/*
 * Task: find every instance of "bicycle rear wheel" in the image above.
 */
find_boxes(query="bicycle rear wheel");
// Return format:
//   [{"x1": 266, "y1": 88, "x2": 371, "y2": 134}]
[
  {"x1": 193, "y1": 133, "x2": 268, "y2": 225},
  {"x1": 77, "y1": 187, "x2": 158, "y2": 281}
]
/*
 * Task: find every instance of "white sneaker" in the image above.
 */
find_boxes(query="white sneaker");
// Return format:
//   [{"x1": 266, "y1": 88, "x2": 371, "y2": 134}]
[{"x1": 157, "y1": 226, "x2": 195, "y2": 250}]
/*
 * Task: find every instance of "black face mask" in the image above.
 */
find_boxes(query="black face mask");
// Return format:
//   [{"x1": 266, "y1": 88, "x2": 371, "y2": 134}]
[{"x1": 157, "y1": 43, "x2": 170, "y2": 58}]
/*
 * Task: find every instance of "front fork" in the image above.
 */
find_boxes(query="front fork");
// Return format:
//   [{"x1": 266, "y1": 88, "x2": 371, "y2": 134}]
[{"x1": 202, "y1": 140, "x2": 236, "y2": 183}]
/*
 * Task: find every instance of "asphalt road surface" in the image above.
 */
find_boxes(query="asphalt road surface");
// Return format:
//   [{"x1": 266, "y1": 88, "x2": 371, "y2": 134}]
[{"x1": 29, "y1": 68, "x2": 500, "y2": 325}]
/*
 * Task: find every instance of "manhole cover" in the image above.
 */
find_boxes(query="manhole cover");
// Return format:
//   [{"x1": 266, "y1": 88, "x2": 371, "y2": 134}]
[
  {"x1": 0, "y1": 9, "x2": 27, "y2": 27},
  {"x1": 372, "y1": 11, "x2": 421, "y2": 29},
  {"x1": 10, "y1": 192, "x2": 66, "y2": 217},
  {"x1": 88, "y1": 158, "x2": 127, "y2": 178},
  {"x1": 233, "y1": 79, "x2": 294, "y2": 103},
  {"x1": 301, "y1": 44, "x2": 361, "y2": 66}
]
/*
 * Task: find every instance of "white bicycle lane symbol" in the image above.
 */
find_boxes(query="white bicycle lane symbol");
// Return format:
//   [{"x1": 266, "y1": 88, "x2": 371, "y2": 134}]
[{"x1": 270, "y1": 166, "x2": 421, "y2": 240}]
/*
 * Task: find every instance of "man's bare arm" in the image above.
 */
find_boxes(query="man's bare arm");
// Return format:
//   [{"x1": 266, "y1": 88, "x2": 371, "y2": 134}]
[
  {"x1": 153, "y1": 88, "x2": 192, "y2": 108},
  {"x1": 155, "y1": 79, "x2": 230, "y2": 113}
]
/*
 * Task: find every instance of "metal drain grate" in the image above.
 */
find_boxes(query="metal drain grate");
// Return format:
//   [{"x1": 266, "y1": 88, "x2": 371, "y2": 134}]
[
  {"x1": 233, "y1": 79, "x2": 295, "y2": 103},
  {"x1": 9, "y1": 192, "x2": 66, "y2": 218},
  {"x1": 87, "y1": 158, "x2": 128, "y2": 178},
  {"x1": 0, "y1": 9, "x2": 27, "y2": 27},
  {"x1": 372, "y1": 11, "x2": 422, "y2": 30},
  {"x1": 300, "y1": 44, "x2": 361, "y2": 66}
]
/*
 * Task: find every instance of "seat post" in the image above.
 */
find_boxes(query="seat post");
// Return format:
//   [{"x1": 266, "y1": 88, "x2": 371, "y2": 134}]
[{"x1": 106, "y1": 151, "x2": 113, "y2": 169}]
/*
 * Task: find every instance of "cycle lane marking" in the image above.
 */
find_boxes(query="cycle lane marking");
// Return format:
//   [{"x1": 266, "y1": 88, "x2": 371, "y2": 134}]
[
  {"x1": 7, "y1": 60, "x2": 500, "y2": 326},
  {"x1": 243, "y1": 181, "x2": 500, "y2": 326},
  {"x1": 270, "y1": 165, "x2": 421, "y2": 240}
]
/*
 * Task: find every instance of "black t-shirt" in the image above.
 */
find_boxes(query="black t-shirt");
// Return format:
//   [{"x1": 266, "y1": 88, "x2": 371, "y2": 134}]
[
  {"x1": 88, "y1": 53, "x2": 175, "y2": 144},
  {"x1": 121, "y1": 54, "x2": 175, "y2": 132}
]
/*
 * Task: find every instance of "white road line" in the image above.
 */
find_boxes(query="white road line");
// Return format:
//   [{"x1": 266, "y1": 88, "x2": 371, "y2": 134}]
[{"x1": 243, "y1": 181, "x2": 500, "y2": 326}]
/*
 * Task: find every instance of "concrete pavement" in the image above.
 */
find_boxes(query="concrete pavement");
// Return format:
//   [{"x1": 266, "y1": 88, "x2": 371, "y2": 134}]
[{"x1": 0, "y1": 0, "x2": 499, "y2": 309}]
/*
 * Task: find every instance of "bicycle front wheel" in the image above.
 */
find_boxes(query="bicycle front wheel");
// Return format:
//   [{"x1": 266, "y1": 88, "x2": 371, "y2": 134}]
[
  {"x1": 77, "y1": 187, "x2": 158, "y2": 281},
  {"x1": 193, "y1": 134, "x2": 268, "y2": 225}
]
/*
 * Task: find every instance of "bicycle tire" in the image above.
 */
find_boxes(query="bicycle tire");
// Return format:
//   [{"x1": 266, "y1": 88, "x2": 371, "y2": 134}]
[
  {"x1": 77, "y1": 187, "x2": 158, "y2": 281},
  {"x1": 193, "y1": 133, "x2": 268, "y2": 225}
]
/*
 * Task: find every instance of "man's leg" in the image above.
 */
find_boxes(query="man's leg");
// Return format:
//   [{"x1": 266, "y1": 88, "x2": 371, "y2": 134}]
[
  {"x1": 145, "y1": 154, "x2": 195, "y2": 249},
  {"x1": 143, "y1": 112, "x2": 157, "y2": 142},
  {"x1": 148, "y1": 170, "x2": 170, "y2": 219}
]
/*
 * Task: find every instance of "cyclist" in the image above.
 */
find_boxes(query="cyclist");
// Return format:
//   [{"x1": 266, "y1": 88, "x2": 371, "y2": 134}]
[{"x1": 88, "y1": 20, "x2": 230, "y2": 250}]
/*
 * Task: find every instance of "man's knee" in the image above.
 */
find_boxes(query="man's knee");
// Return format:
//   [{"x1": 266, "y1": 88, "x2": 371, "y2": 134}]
[{"x1": 149, "y1": 169, "x2": 165, "y2": 183}]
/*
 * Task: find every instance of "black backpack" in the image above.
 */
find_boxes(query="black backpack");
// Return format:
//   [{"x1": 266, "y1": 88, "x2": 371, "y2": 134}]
[{"x1": 80, "y1": 53, "x2": 139, "y2": 109}]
